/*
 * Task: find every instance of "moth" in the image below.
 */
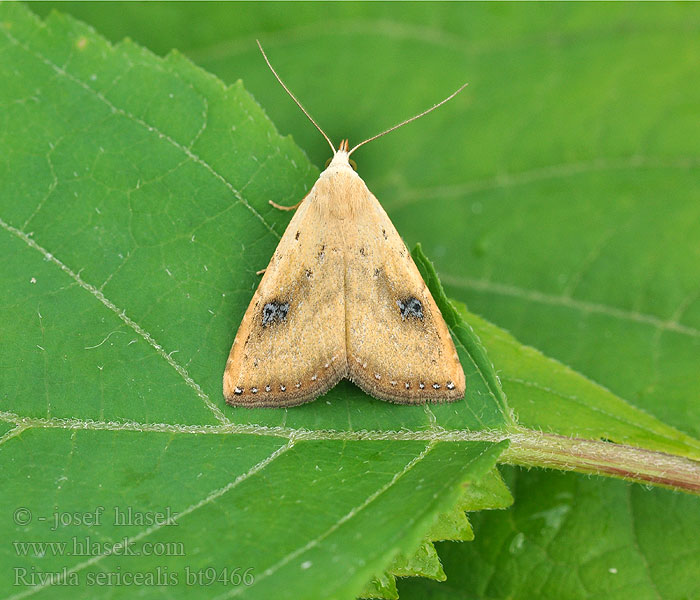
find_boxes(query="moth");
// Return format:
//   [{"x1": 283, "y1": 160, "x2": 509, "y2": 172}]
[{"x1": 223, "y1": 42, "x2": 467, "y2": 408}]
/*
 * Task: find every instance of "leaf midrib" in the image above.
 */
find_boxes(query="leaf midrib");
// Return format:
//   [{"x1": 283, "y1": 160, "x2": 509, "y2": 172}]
[
  {"x1": 4, "y1": 411, "x2": 699, "y2": 492},
  {"x1": 0, "y1": 410, "x2": 508, "y2": 441}
]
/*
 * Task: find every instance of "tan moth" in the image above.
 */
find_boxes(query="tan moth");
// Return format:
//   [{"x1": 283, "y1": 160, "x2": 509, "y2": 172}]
[{"x1": 223, "y1": 42, "x2": 467, "y2": 408}]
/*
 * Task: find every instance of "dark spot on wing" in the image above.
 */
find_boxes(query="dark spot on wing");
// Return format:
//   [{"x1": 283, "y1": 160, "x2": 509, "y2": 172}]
[
  {"x1": 305, "y1": 268, "x2": 313, "y2": 279},
  {"x1": 382, "y1": 229, "x2": 387, "y2": 240},
  {"x1": 295, "y1": 230, "x2": 300, "y2": 240},
  {"x1": 359, "y1": 247, "x2": 366, "y2": 256},
  {"x1": 397, "y1": 297, "x2": 423, "y2": 321},
  {"x1": 262, "y1": 300, "x2": 290, "y2": 327},
  {"x1": 262, "y1": 303, "x2": 275, "y2": 325}
]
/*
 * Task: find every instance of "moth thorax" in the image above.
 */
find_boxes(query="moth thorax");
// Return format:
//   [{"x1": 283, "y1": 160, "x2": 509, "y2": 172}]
[{"x1": 312, "y1": 171, "x2": 366, "y2": 219}]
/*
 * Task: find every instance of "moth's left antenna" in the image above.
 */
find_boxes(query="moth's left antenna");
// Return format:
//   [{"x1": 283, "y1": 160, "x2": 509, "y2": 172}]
[{"x1": 257, "y1": 40, "x2": 336, "y2": 155}]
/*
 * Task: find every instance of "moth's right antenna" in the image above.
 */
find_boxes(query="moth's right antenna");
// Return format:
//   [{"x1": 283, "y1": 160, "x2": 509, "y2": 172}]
[
  {"x1": 257, "y1": 40, "x2": 336, "y2": 155},
  {"x1": 348, "y1": 82, "x2": 468, "y2": 157}
]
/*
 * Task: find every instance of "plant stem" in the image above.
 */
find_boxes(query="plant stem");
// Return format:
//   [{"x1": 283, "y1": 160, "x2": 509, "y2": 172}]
[{"x1": 502, "y1": 429, "x2": 700, "y2": 493}]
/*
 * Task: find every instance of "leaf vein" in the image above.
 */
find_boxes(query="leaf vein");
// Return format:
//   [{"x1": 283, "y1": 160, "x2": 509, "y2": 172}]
[
  {"x1": 0, "y1": 217, "x2": 229, "y2": 426},
  {"x1": 388, "y1": 155, "x2": 700, "y2": 208},
  {"x1": 8, "y1": 440, "x2": 294, "y2": 599},
  {"x1": 442, "y1": 274, "x2": 700, "y2": 338},
  {"x1": 224, "y1": 440, "x2": 437, "y2": 598},
  {"x1": 0, "y1": 27, "x2": 279, "y2": 240},
  {"x1": 502, "y1": 377, "x2": 665, "y2": 436}
]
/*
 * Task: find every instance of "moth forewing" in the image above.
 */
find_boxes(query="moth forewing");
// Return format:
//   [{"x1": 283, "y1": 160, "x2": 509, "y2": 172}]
[
  {"x1": 343, "y1": 185, "x2": 465, "y2": 403},
  {"x1": 223, "y1": 188, "x2": 348, "y2": 407}
]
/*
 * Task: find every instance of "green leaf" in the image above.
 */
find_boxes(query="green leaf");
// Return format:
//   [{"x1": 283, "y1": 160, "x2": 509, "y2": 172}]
[
  {"x1": 399, "y1": 467, "x2": 700, "y2": 600},
  {"x1": 0, "y1": 3, "x2": 510, "y2": 432},
  {"x1": 466, "y1": 305, "x2": 700, "y2": 458},
  {"x1": 361, "y1": 467, "x2": 513, "y2": 599}
]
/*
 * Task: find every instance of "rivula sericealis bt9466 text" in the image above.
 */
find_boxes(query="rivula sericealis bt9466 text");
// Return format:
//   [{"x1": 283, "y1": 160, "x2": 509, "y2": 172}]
[{"x1": 223, "y1": 42, "x2": 468, "y2": 408}]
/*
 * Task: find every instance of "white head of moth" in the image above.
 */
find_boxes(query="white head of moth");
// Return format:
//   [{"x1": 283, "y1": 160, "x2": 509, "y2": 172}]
[{"x1": 223, "y1": 41, "x2": 468, "y2": 408}]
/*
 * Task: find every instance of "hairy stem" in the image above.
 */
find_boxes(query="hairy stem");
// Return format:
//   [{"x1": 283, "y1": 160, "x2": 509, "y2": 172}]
[{"x1": 503, "y1": 429, "x2": 700, "y2": 493}]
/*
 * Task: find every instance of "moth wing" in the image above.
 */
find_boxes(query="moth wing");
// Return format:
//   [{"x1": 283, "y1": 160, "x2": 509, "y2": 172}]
[
  {"x1": 345, "y1": 190, "x2": 465, "y2": 403},
  {"x1": 223, "y1": 195, "x2": 347, "y2": 407}
]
